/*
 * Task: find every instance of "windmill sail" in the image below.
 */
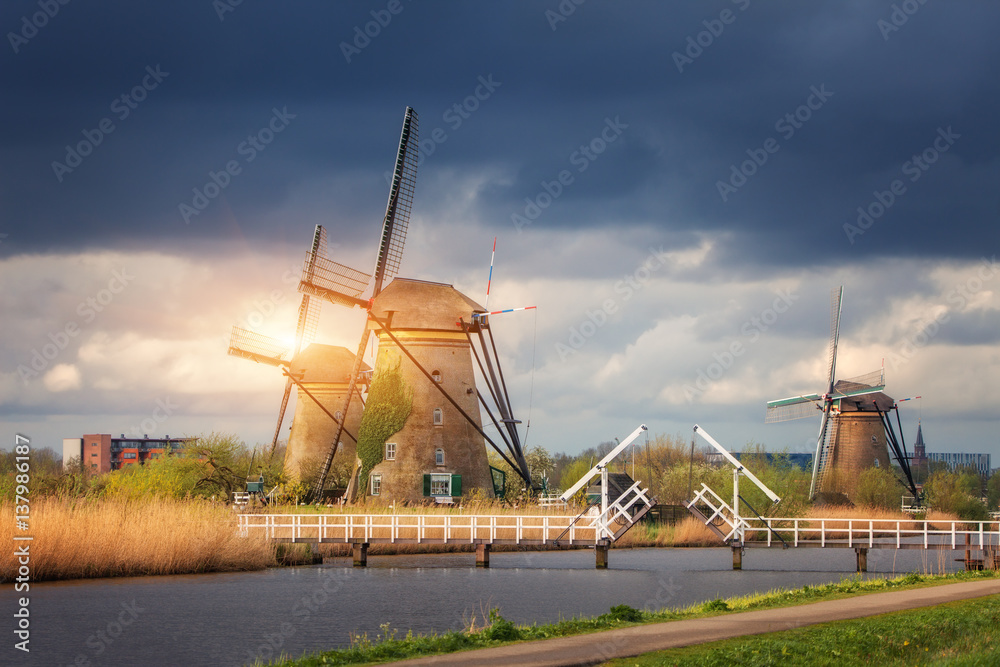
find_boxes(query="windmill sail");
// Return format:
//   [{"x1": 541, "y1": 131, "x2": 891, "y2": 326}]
[
  {"x1": 372, "y1": 106, "x2": 418, "y2": 293},
  {"x1": 310, "y1": 107, "x2": 419, "y2": 500},
  {"x1": 227, "y1": 225, "x2": 331, "y2": 457},
  {"x1": 807, "y1": 286, "x2": 843, "y2": 499},
  {"x1": 228, "y1": 327, "x2": 291, "y2": 366}
]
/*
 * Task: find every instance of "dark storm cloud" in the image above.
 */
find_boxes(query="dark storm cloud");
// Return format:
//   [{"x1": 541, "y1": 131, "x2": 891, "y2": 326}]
[{"x1": 2, "y1": 1, "x2": 999, "y2": 269}]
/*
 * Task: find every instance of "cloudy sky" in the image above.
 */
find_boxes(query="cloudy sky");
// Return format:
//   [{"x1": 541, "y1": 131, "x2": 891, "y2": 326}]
[{"x1": 2, "y1": 1, "x2": 998, "y2": 462}]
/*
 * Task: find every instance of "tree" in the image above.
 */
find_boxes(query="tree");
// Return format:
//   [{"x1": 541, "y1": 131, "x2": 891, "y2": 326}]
[
  {"x1": 987, "y1": 471, "x2": 1000, "y2": 513},
  {"x1": 854, "y1": 466, "x2": 901, "y2": 510},
  {"x1": 923, "y1": 469, "x2": 989, "y2": 520}
]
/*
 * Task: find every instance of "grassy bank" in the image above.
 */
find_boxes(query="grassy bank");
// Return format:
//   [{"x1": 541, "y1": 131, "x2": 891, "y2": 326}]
[
  {"x1": 262, "y1": 570, "x2": 1000, "y2": 666},
  {"x1": 0, "y1": 497, "x2": 276, "y2": 581},
  {"x1": 608, "y1": 592, "x2": 1000, "y2": 666}
]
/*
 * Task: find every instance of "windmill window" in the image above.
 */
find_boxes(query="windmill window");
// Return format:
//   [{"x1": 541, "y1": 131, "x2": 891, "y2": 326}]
[
  {"x1": 385, "y1": 442, "x2": 396, "y2": 461},
  {"x1": 435, "y1": 448, "x2": 445, "y2": 466},
  {"x1": 370, "y1": 473, "x2": 382, "y2": 496},
  {"x1": 335, "y1": 411, "x2": 344, "y2": 422},
  {"x1": 423, "y1": 473, "x2": 461, "y2": 498},
  {"x1": 430, "y1": 474, "x2": 450, "y2": 496},
  {"x1": 431, "y1": 370, "x2": 442, "y2": 383},
  {"x1": 433, "y1": 408, "x2": 443, "y2": 425}
]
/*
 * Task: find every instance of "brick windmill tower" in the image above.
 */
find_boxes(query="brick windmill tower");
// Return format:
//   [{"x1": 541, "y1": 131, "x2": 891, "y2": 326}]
[
  {"x1": 281, "y1": 344, "x2": 369, "y2": 484},
  {"x1": 364, "y1": 279, "x2": 496, "y2": 502},
  {"x1": 765, "y1": 287, "x2": 896, "y2": 502}
]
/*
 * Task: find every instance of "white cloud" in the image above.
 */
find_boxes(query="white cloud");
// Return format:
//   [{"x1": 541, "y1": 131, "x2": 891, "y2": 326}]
[{"x1": 42, "y1": 364, "x2": 81, "y2": 392}]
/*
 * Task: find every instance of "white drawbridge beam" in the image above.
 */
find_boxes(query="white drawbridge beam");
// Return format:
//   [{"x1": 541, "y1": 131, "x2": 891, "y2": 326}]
[
  {"x1": 693, "y1": 424, "x2": 781, "y2": 504},
  {"x1": 559, "y1": 424, "x2": 648, "y2": 503}
]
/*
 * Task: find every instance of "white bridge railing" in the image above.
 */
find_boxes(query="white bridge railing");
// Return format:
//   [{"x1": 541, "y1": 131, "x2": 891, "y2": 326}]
[
  {"x1": 740, "y1": 518, "x2": 1000, "y2": 550},
  {"x1": 238, "y1": 513, "x2": 601, "y2": 545}
]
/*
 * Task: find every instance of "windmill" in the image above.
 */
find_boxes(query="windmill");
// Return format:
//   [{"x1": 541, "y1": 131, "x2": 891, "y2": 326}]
[
  {"x1": 228, "y1": 225, "x2": 328, "y2": 456},
  {"x1": 302, "y1": 107, "x2": 535, "y2": 501},
  {"x1": 765, "y1": 287, "x2": 898, "y2": 501}
]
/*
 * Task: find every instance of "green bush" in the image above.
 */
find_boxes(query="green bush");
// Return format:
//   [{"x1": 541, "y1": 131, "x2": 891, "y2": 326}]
[
  {"x1": 702, "y1": 599, "x2": 729, "y2": 612},
  {"x1": 482, "y1": 608, "x2": 521, "y2": 642},
  {"x1": 924, "y1": 469, "x2": 989, "y2": 520},
  {"x1": 603, "y1": 604, "x2": 644, "y2": 623},
  {"x1": 853, "y1": 466, "x2": 900, "y2": 510}
]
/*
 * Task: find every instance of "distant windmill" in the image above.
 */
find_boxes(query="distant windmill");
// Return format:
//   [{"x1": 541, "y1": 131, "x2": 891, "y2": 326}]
[
  {"x1": 765, "y1": 287, "x2": 899, "y2": 501},
  {"x1": 228, "y1": 225, "x2": 328, "y2": 456}
]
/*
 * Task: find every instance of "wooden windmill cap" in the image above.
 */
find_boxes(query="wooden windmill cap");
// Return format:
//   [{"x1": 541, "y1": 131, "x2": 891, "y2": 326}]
[
  {"x1": 289, "y1": 344, "x2": 369, "y2": 383},
  {"x1": 370, "y1": 278, "x2": 485, "y2": 331},
  {"x1": 833, "y1": 378, "x2": 895, "y2": 412}
]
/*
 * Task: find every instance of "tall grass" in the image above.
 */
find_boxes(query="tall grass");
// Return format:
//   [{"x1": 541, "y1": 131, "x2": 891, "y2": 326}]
[{"x1": 0, "y1": 497, "x2": 274, "y2": 581}]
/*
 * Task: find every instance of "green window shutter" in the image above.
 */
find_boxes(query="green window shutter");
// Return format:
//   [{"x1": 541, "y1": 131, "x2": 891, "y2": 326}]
[
  {"x1": 451, "y1": 474, "x2": 462, "y2": 496},
  {"x1": 423, "y1": 474, "x2": 431, "y2": 497}
]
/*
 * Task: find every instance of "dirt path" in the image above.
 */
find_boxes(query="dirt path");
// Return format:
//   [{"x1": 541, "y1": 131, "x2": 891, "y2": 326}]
[{"x1": 389, "y1": 579, "x2": 1000, "y2": 666}]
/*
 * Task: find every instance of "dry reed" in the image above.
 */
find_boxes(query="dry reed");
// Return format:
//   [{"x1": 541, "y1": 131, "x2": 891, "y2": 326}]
[{"x1": 0, "y1": 497, "x2": 274, "y2": 582}]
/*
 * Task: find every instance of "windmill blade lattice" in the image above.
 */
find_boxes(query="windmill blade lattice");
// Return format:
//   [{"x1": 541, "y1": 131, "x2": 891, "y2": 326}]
[
  {"x1": 372, "y1": 106, "x2": 418, "y2": 293},
  {"x1": 808, "y1": 286, "x2": 844, "y2": 499},
  {"x1": 299, "y1": 254, "x2": 372, "y2": 308},
  {"x1": 228, "y1": 327, "x2": 291, "y2": 367}
]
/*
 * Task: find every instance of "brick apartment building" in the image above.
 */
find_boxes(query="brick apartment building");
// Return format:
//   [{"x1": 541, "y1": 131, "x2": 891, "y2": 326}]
[{"x1": 63, "y1": 434, "x2": 195, "y2": 473}]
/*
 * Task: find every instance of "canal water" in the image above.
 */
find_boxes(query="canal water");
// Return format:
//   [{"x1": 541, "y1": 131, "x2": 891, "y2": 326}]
[{"x1": 2, "y1": 546, "x2": 960, "y2": 667}]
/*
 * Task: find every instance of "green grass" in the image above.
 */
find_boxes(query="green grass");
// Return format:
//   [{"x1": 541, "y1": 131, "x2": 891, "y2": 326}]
[
  {"x1": 606, "y1": 594, "x2": 1000, "y2": 666},
  {"x1": 261, "y1": 570, "x2": 1000, "y2": 666}
]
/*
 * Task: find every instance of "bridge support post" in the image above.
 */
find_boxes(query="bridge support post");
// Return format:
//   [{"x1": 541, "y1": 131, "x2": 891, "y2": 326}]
[
  {"x1": 476, "y1": 543, "x2": 490, "y2": 568},
  {"x1": 353, "y1": 542, "x2": 369, "y2": 567},
  {"x1": 595, "y1": 543, "x2": 609, "y2": 569},
  {"x1": 855, "y1": 547, "x2": 868, "y2": 573},
  {"x1": 731, "y1": 545, "x2": 742, "y2": 571}
]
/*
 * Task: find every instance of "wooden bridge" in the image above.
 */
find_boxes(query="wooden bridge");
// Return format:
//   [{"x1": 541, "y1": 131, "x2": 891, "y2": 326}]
[
  {"x1": 237, "y1": 511, "x2": 643, "y2": 568},
  {"x1": 686, "y1": 483, "x2": 1000, "y2": 571}
]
